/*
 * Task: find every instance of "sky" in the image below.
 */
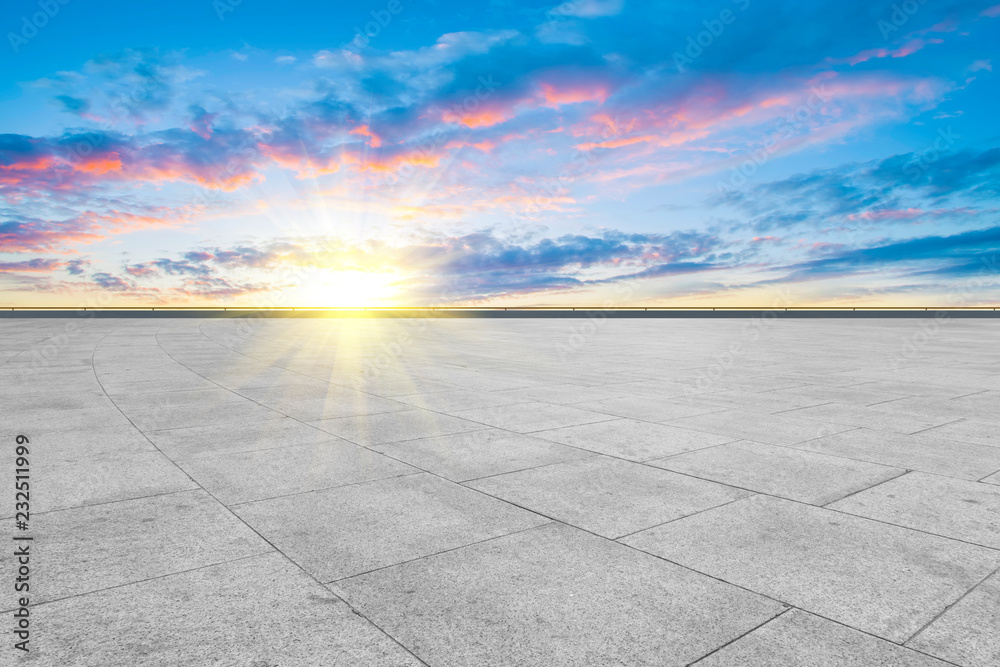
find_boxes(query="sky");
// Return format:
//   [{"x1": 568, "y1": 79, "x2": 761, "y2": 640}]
[{"x1": 1, "y1": 0, "x2": 999, "y2": 307}]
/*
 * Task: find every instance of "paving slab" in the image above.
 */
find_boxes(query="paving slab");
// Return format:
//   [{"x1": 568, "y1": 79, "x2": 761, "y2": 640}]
[
  {"x1": 12, "y1": 406, "x2": 133, "y2": 433},
  {"x1": 651, "y1": 440, "x2": 904, "y2": 505},
  {"x1": 793, "y1": 428, "x2": 1000, "y2": 480},
  {"x1": 450, "y1": 402, "x2": 617, "y2": 432},
  {"x1": 177, "y1": 440, "x2": 419, "y2": 504},
  {"x1": 28, "y1": 553, "x2": 424, "y2": 666},
  {"x1": 530, "y1": 418, "x2": 737, "y2": 461},
  {"x1": 110, "y1": 387, "x2": 248, "y2": 413},
  {"x1": 667, "y1": 408, "x2": 855, "y2": 446},
  {"x1": 768, "y1": 384, "x2": 910, "y2": 407},
  {"x1": 232, "y1": 472, "x2": 547, "y2": 581},
  {"x1": 0, "y1": 425, "x2": 154, "y2": 463},
  {"x1": 693, "y1": 609, "x2": 951, "y2": 666},
  {"x1": 467, "y1": 455, "x2": 751, "y2": 538},
  {"x1": 829, "y1": 472, "x2": 1000, "y2": 548},
  {"x1": 123, "y1": 400, "x2": 283, "y2": 432},
  {"x1": 682, "y1": 389, "x2": 833, "y2": 413},
  {"x1": 919, "y1": 419, "x2": 1000, "y2": 448},
  {"x1": 622, "y1": 494, "x2": 1000, "y2": 642},
  {"x1": 950, "y1": 390, "x2": 1000, "y2": 413},
  {"x1": 145, "y1": 416, "x2": 333, "y2": 458},
  {"x1": 272, "y1": 392, "x2": 414, "y2": 421},
  {"x1": 359, "y1": 377, "x2": 463, "y2": 396},
  {"x1": 569, "y1": 395, "x2": 725, "y2": 422},
  {"x1": 393, "y1": 388, "x2": 532, "y2": 412},
  {"x1": 493, "y1": 383, "x2": 630, "y2": 405},
  {"x1": 376, "y1": 428, "x2": 594, "y2": 481},
  {"x1": 332, "y1": 522, "x2": 785, "y2": 667},
  {"x1": 1, "y1": 451, "x2": 196, "y2": 516},
  {"x1": 908, "y1": 572, "x2": 1000, "y2": 667},
  {"x1": 30, "y1": 490, "x2": 271, "y2": 604},
  {"x1": 780, "y1": 403, "x2": 959, "y2": 434},
  {"x1": 310, "y1": 409, "x2": 487, "y2": 447}
]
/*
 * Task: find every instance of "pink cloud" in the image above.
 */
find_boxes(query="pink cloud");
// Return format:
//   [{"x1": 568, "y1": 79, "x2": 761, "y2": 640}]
[{"x1": 837, "y1": 38, "x2": 943, "y2": 66}]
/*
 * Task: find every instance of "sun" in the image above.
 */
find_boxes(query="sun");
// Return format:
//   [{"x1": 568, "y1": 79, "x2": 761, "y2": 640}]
[{"x1": 294, "y1": 269, "x2": 401, "y2": 307}]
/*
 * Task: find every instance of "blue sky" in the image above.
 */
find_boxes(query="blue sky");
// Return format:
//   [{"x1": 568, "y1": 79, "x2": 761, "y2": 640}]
[{"x1": 1, "y1": 0, "x2": 998, "y2": 306}]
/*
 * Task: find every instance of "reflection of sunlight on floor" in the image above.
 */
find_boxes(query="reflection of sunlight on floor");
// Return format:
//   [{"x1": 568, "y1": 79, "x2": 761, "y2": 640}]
[
  {"x1": 217, "y1": 316, "x2": 475, "y2": 409},
  {"x1": 293, "y1": 270, "x2": 401, "y2": 308}
]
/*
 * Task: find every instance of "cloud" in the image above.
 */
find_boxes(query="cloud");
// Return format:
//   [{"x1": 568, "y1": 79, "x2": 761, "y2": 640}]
[
  {"x1": 715, "y1": 146, "x2": 1000, "y2": 233},
  {"x1": 0, "y1": 128, "x2": 265, "y2": 196},
  {"x1": 91, "y1": 272, "x2": 135, "y2": 291},
  {"x1": 68, "y1": 227, "x2": 727, "y2": 303},
  {"x1": 761, "y1": 225, "x2": 1000, "y2": 285},
  {"x1": 53, "y1": 95, "x2": 92, "y2": 116},
  {"x1": 0, "y1": 258, "x2": 67, "y2": 273}
]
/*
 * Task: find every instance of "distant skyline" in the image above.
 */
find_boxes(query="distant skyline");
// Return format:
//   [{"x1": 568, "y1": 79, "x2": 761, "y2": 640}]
[{"x1": 1, "y1": 0, "x2": 999, "y2": 307}]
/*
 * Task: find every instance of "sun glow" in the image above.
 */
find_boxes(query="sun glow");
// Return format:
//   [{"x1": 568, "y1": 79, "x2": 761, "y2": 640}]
[{"x1": 294, "y1": 269, "x2": 401, "y2": 307}]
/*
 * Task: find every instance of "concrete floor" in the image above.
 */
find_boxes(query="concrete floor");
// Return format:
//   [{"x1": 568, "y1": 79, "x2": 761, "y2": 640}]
[{"x1": 2, "y1": 316, "x2": 999, "y2": 666}]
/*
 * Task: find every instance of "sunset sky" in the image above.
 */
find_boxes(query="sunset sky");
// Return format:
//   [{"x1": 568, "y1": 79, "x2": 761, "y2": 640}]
[{"x1": 1, "y1": 0, "x2": 999, "y2": 307}]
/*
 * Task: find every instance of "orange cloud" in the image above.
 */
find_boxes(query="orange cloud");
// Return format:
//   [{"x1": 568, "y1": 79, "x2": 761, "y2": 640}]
[
  {"x1": 349, "y1": 125, "x2": 382, "y2": 148},
  {"x1": 538, "y1": 82, "x2": 609, "y2": 109},
  {"x1": 442, "y1": 108, "x2": 513, "y2": 128}
]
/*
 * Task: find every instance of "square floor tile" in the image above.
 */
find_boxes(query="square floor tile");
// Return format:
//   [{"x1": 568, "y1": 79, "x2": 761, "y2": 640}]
[
  {"x1": 908, "y1": 572, "x2": 1000, "y2": 667},
  {"x1": 177, "y1": 440, "x2": 419, "y2": 505},
  {"x1": 1, "y1": 451, "x2": 196, "y2": 515},
  {"x1": 451, "y1": 402, "x2": 616, "y2": 433},
  {"x1": 622, "y1": 495, "x2": 1000, "y2": 642},
  {"x1": 27, "y1": 553, "x2": 424, "y2": 666},
  {"x1": 793, "y1": 428, "x2": 1000, "y2": 480},
  {"x1": 570, "y1": 395, "x2": 724, "y2": 422},
  {"x1": 232, "y1": 473, "x2": 547, "y2": 581},
  {"x1": 310, "y1": 409, "x2": 486, "y2": 447},
  {"x1": 467, "y1": 456, "x2": 751, "y2": 538},
  {"x1": 33, "y1": 490, "x2": 270, "y2": 603},
  {"x1": 332, "y1": 523, "x2": 784, "y2": 667},
  {"x1": 531, "y1": 419, "x2": 737, "y2": 461},
  {"x1": 829, "y1": 472, "x2": 1000, "y2": 549},
  {"x1": 694, "y1": 609, "x2": 950, "y2": 666},
  {"x1": 146, "y1": 417, "x2": 332, "y2": 458},
  {"x1": 783, "y1": 403, "x2": 959, "y2": 435},
  {"x1": 668, "y1": 409, "x2": 855, "y2": 446},
  {"x1": 125, "y1": 400, "x2": 282, "y2": 432},
  {"x1": 276, "y1": 392, "x2": 413, "y2": 421},
  {"x1": 652, "y1": 440, "x2": 903, "y2": 505},
  {"x1": 919, "y1": 419, "x2": 1000, "y2": 448},
  {"x1": 393, "y1": 388, "x2": 531, "y2": 412},
  {"x1": 377, "y1": 428, "x2": 593, "y2": 482}
]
